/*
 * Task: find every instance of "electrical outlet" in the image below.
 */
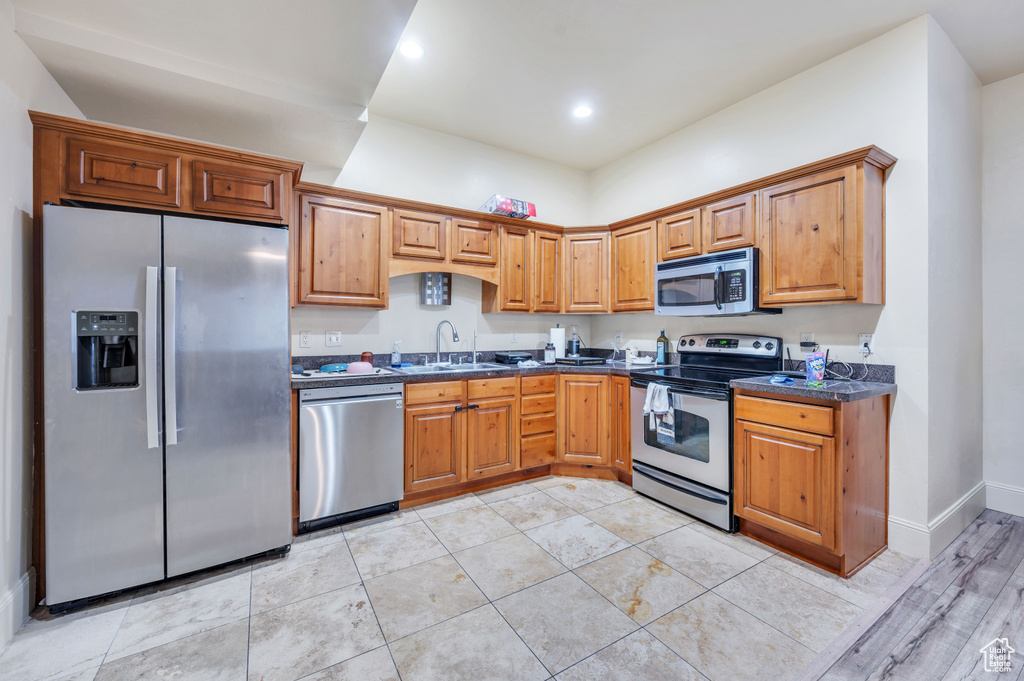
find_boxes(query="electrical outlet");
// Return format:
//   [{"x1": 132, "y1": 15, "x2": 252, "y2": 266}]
[
  {"x1": 510, "y1": 331, "x2": 518, "y2": 343},
  {"x1": 299, "y1": 331, "x2": 312, "y2": 348},
  {"x1": 859, "y1": 333, "x2": 874, "y2": 356},
  {"x1": 325, "y1": 331, "x2": 342, "y2": 347},
  {"x1": 800, "y1": 332, "x2": 814, "y2": 344},
  {"x1": 614, "y1": 332, "x2": 624, "y2": 345}
]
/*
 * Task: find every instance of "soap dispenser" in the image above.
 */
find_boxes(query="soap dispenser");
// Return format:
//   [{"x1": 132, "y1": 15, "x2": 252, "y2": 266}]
[{"x1": 391, "y1": 341, "x2": 402, "y2": 367}]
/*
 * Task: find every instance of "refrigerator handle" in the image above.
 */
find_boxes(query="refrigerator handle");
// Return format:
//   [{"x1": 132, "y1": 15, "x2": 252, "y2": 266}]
[
  {"x1": 164, "y1": 266, "x2": 178, "y2": 446},
  {"x1": 146, "y1": 266, "x2": 160, "y2": 449}
]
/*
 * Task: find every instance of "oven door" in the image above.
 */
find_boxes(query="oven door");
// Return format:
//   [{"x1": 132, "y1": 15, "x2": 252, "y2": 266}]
[
  {"x1": 630, "y1": 384, "x2": 730, "y2": 492},
  {"x1": 654, "y1": 252, "x2": 754, "y2": 316}
]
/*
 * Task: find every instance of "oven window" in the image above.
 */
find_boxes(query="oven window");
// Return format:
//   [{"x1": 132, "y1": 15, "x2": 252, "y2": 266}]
[
  {"x1": 658, "y1": 272, "x2": 716, "y2": 307},
  {"x1": 643, "y1": 402, "x2": 711, "y2": 463}
]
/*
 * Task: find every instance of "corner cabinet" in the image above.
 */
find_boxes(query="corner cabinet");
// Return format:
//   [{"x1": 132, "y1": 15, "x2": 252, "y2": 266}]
[
  {"x1": 563, "y1": 232, "x2": 611, "y2": 313},
  {"x1": 733, "y1": 390, "x2": 890, "y2": 578},
  {"x1": 296, "y1": 193, "x2": 389, "y2": 307},
  {"x1": 759, "y1": 149, "x2": 894, "y2": 306},
  {"x1": 611, "y1": 222, "x2": 656, "y2": 312},
  {"x1": 558, "y1": 374, "x2": 610, "y2": 464}
]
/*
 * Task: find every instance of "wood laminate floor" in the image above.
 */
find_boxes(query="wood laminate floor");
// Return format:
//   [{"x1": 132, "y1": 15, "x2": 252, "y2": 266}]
[{"x1": 808, "y1": 509, "x2": 1024, "y2": 680}]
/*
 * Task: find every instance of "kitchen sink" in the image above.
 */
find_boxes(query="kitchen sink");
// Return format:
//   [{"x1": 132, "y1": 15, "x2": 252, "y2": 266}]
[{"x1": 398, "y1": 362, "x2": 512, "y2": 374}]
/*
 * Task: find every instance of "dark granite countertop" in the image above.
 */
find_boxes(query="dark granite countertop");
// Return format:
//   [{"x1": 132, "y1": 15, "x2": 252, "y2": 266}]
[{"x1": 730, "y1": 375, "x2": 897, "y2": 402}]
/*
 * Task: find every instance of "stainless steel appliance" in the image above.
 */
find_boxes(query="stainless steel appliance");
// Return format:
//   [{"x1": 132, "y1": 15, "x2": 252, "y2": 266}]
[
  {"x1": 43, "y1": 205, "x2": 291, "y2": 607},
  {"x1": 630, "y1": 333, "x2": 782, "y2": 531},
  {"x1": 654, "y1": 247, "x2": 780, "y2": 316},
  {"x1": 298, "y1": 383, "x2": 405, "y2": 532}
]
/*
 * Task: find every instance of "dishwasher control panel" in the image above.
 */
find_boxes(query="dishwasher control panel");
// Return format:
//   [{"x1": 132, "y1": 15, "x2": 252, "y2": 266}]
[{"x1": 299, "y1": 381, "x2": 403, "y2": 402}]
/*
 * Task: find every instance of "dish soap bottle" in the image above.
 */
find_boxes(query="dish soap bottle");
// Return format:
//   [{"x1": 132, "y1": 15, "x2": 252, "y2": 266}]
[
  {"x1": 391, "y1": 341, "x2": 402, "y2": 368},
  {"x1": 656, "y1": 330, "x2": 669, "y2": 364}
]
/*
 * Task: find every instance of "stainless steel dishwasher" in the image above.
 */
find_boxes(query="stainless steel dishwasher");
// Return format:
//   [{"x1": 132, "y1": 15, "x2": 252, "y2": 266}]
[{"x1": 298, "y1": 382, "x2": 404, "y2": 532}]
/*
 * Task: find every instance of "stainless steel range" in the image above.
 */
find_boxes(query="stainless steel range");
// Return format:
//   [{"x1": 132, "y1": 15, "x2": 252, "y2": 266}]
[{"x1": 630, "y1": 333, "x2": 782, "y2": 531}]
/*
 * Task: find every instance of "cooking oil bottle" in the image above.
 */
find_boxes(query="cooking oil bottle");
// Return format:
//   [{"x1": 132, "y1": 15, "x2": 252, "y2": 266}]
[{"x1": 657, "y1": 329, "x2": 670, "y2": 364}]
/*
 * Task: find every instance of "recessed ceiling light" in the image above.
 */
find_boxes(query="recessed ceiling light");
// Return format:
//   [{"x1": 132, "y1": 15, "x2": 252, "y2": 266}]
[
  {"x1": 573, "y1": 105, "x2": 593, "y2": 118},
  {"x1": 399, "y1": 41, "x2": 424, "y2": 59}
]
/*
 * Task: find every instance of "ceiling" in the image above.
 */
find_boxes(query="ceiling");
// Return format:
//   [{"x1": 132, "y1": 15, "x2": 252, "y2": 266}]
[{"x1": 12, "y1": 0, "x2": 1024, "y2": 175}]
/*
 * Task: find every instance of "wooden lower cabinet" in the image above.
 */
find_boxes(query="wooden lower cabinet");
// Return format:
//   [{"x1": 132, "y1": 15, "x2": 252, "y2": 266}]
[
  {"x1": 520, "y1": 374, "x2": 557, "y2": 468},
  {"x1": 466, "y1": 396, "x2": 518, "y2": 479},
  {"x1": 733, "y1": 390, "x2": 889, "y2": 577},
  {"x1": 558, "y1": 374, "x2": 610, "y2": 465},
  {"x1": 404, "y1": 402, "x2": 463, "y2": 494},
  {"x1": 610, "y1": 376, "x2": 631, "y2": 474}
]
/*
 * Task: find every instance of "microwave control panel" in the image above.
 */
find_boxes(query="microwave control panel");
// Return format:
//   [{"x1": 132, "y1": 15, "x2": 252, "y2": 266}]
[{"x1": 723, "y1": 269, "x2": 746, "y2": 303}]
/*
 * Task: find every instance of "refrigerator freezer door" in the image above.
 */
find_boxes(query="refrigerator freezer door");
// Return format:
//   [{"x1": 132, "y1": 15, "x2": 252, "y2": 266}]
[
  {"x1": 43, "y1": 205, "x2": 165, "y2": 604},
  {"x1": 162, "y1": 216, "x2": 291, "y2": 576}
]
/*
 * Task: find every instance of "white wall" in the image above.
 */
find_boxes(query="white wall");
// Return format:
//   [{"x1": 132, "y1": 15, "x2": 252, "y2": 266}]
[
  {"x1": 982, "y1": 72, "x2": 1024, "y2": 515},
  {"x1": 335, "y1": 115, "x2": 591, "y2": 226},
  {"x1": 0, "y1": 0, "x2": 81, "y2": 650},
  {"x1": 588, "y1": 17, "x2": 935, "y2": 555},
  {"x1": 924, "y1": 19, "x2": 985, "y2": 550},
  {"x1": 291, "y1": 274, "x2": 592, "y2": 359}
]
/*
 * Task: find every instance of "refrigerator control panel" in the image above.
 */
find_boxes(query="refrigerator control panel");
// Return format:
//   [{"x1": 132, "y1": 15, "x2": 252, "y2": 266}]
[{"x1": 77, "y1": 310, "x2": 138, "y2": 337}]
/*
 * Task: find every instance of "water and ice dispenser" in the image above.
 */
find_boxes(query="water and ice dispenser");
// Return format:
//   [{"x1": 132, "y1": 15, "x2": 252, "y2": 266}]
[{"x1": 75, "y1": 310, "x2": 139, "y2": 389}]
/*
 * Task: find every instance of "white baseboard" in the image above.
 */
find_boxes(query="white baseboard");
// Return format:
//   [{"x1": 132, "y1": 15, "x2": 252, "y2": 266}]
[
  {"x1": 986, "y1": 482, "x2": 1024, "y2": 517},
  {"x1": 888, "y1": 480, "x2": 988, "y2": 560},
  {"x1": 0, "y1": 569, "x2": 32, "y2": 652}
]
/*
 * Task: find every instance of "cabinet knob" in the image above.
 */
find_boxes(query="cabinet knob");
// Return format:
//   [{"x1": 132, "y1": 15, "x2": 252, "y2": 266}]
[{"x1": 812, "y1": 224, "x2": 819, "y2": 231}]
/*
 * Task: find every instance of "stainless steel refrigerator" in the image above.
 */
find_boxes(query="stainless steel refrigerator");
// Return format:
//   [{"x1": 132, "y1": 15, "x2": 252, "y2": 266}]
[{"x1": 43, "y1": 204, "x2": 292, "y2": 606}]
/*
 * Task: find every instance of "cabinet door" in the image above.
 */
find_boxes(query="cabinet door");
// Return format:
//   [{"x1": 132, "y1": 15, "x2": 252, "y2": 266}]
[
  {"x1": 466, "y1": 396, "x2": 518, "y2": 479},
  {"x1": 611, "y1": 376, "x2": 631, "y2": 472},
  {"x1": 393, "y1": 209, "x2": 447, "y2": 260},
  {"x1": 405, "y1": 402, "x2": 463, "y2": 494},
  {"x1": 563, "y1": 232, "x2": 610, "y2": 313},
  {"x1": 759, "y1": 166, "x2": 858, "y2": 304},
  {"x1": 611, "y1": 222, "x2": 656, "y2": 312},
  {"x1": 192, "y1": 161, "x2": 284, "y2": 221},
  {"x1": 533, "y1": 231, "x2": 561, "y2": 312},
  {"x1": 734, "y1": 420, "x2": 836, "y2": 550},
  {"x1": 657, "y1": 208, "x2": 701, "y2": 260},
  {"x1": 451, "y1": 219, "x2": 497, "y2": 266},
  {"x1": 66, "y1": 136, "x2": 182, "y2": 208},
  {"x1": 500, "y1": 227, "x2": 531, "y2": 311},
  {"x1": 703, "y1": 193, "x2": 755, "y2": 253},
  {"x1": 298, "y1": 194, "x2": 388, "y2": 307},
  {"x1": 558, "y1": 375, "x2": 609, "y2": 464}
]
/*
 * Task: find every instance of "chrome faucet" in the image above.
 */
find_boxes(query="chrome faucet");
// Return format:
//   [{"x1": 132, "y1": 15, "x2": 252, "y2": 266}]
[
  {"x1": 436, "y1": 320, "x2": 460, "y2": 363},
  {"x1": 473, "y1": 329, "x2": 478, "y2": 364}
]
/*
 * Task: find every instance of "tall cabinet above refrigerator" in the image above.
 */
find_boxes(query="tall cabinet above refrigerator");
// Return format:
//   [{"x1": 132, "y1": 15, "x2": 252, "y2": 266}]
[{"x1": 43, "y1": 204, "x2": 292, "y2": 607}]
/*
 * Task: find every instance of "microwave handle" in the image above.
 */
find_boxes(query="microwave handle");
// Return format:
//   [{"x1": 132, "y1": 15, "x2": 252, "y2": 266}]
[{"x1": 713, "y1": 266, "x2": 723, "y2": 310}]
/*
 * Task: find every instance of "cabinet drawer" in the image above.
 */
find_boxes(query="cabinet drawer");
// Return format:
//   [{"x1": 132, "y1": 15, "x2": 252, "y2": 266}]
[
  {"x1": 468, "y1": 377, "x2": 517, "y2": 400},
  {"x1": 521, "y1": 394, "x2": 556, "y2": 415},
  {"x1": 520, "y1": 433, "x2": 556, "y2": 468},
  {"x1": 192, "y1": 161, "x2": 284, "y2": 220},
  {"x1": 734, "y1": 395, "x2": 833, "y2": 436},
  {"x1": 67, "y1": 137, "x2": 181, "y2": 208},
  {"x1": 406, "y1": 381, "x2": 465, "y2": 406},
  {"x1": 521, "y1": 413, "x2": 556, "y2": 436},
  {"x1": 521, "y1": 374, "x2": 556, "y2": 395}
]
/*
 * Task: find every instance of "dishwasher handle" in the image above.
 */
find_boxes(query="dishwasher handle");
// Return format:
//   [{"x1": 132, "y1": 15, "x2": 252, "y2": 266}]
[{"x1": 300, "y1": 394, "x2": 403, "y2": 409}]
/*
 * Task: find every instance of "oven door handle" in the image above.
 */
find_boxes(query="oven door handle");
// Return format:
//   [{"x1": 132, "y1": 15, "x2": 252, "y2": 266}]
[
  {"x1": 713, "y1": 266, "x2": 723, "y2": 310},
  {"x1": 633, "y1": 463, "x2": 728, "y2": 505}
]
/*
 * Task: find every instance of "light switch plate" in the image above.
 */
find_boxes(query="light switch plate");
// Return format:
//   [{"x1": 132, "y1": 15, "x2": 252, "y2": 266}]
[
  {"x1": 325, "y1": 331, "x2": 342, "y2": 347},
  {"x1": 614, "y1": 332, "x2": 624, "y2": 345},
  {"x1": 299, "y1": 331, "x2": 312, "y2": 348},
  {"x1": 510, "y1": 331, "x2": 518, "y2": 343}
]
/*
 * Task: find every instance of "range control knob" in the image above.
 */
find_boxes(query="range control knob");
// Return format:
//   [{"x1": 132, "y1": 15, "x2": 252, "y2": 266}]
[
  {"x1": 688, "y1": 339, "x2": 695, "y2": 346},
  {"x1": 752, "y1": 341, "x2": 762, "y2": 349},
  {"x1": 765, "y1": 342, "x2": 775, "y2": 351}
]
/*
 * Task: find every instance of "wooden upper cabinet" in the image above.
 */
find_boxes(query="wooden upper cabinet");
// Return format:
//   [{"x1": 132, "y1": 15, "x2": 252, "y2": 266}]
[
  {"x1": 564, "y1": 232, "x2": 610, "y2": 313},
  {"x1": 759, "y1": 166, "x2": 860, "y2": 305},
  {"x1": 466, "y1": 395, "x2": 518, "y2": 480},
  {"x1": 393, "y1": 209, "x2": 447, "y2": 260},
  {"x1": 192, "y1": 161, "x2": 285, "y2": 221},
  {"x1": 499, "y1": 227, "x2": 531, "y2": 311},
  {"x1": 611, "y1": 221, "x2": 656, "y2": 312},
  {"x1": 66, "y1": 136, "x2": 182, "y2": 208},
  {"x1": 703, "y1": 192, "x2": 756, "y2": 253},
  {"x1": 558, "y1": 374, "x2": 609, "y2": 464},
  {"x1": 298, "y1": 194, "x2": 388, "y2": 307},
  {"x1": 533, "y1": 231, "x2": 561, "y2": 312},
  {"x1": 734, "y1": 419, "x2": 836, "y2": 551},
  {"x1": 657, "y1": 208, "x2": 701, "y2": 261},
  {"x1": 451, "y1": 219, "x2": 497, "y2": 266}
]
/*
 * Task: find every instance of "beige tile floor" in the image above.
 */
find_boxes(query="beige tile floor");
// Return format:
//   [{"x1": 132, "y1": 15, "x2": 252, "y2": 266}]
[{"x1": 0, "y1": 475, "x2": 920, "y2": 681}]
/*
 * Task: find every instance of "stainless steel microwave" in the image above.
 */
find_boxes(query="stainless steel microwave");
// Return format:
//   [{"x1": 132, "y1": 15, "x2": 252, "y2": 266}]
[{"x1": 654, "y1": 247, "x2": 780, "y2": 317}]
